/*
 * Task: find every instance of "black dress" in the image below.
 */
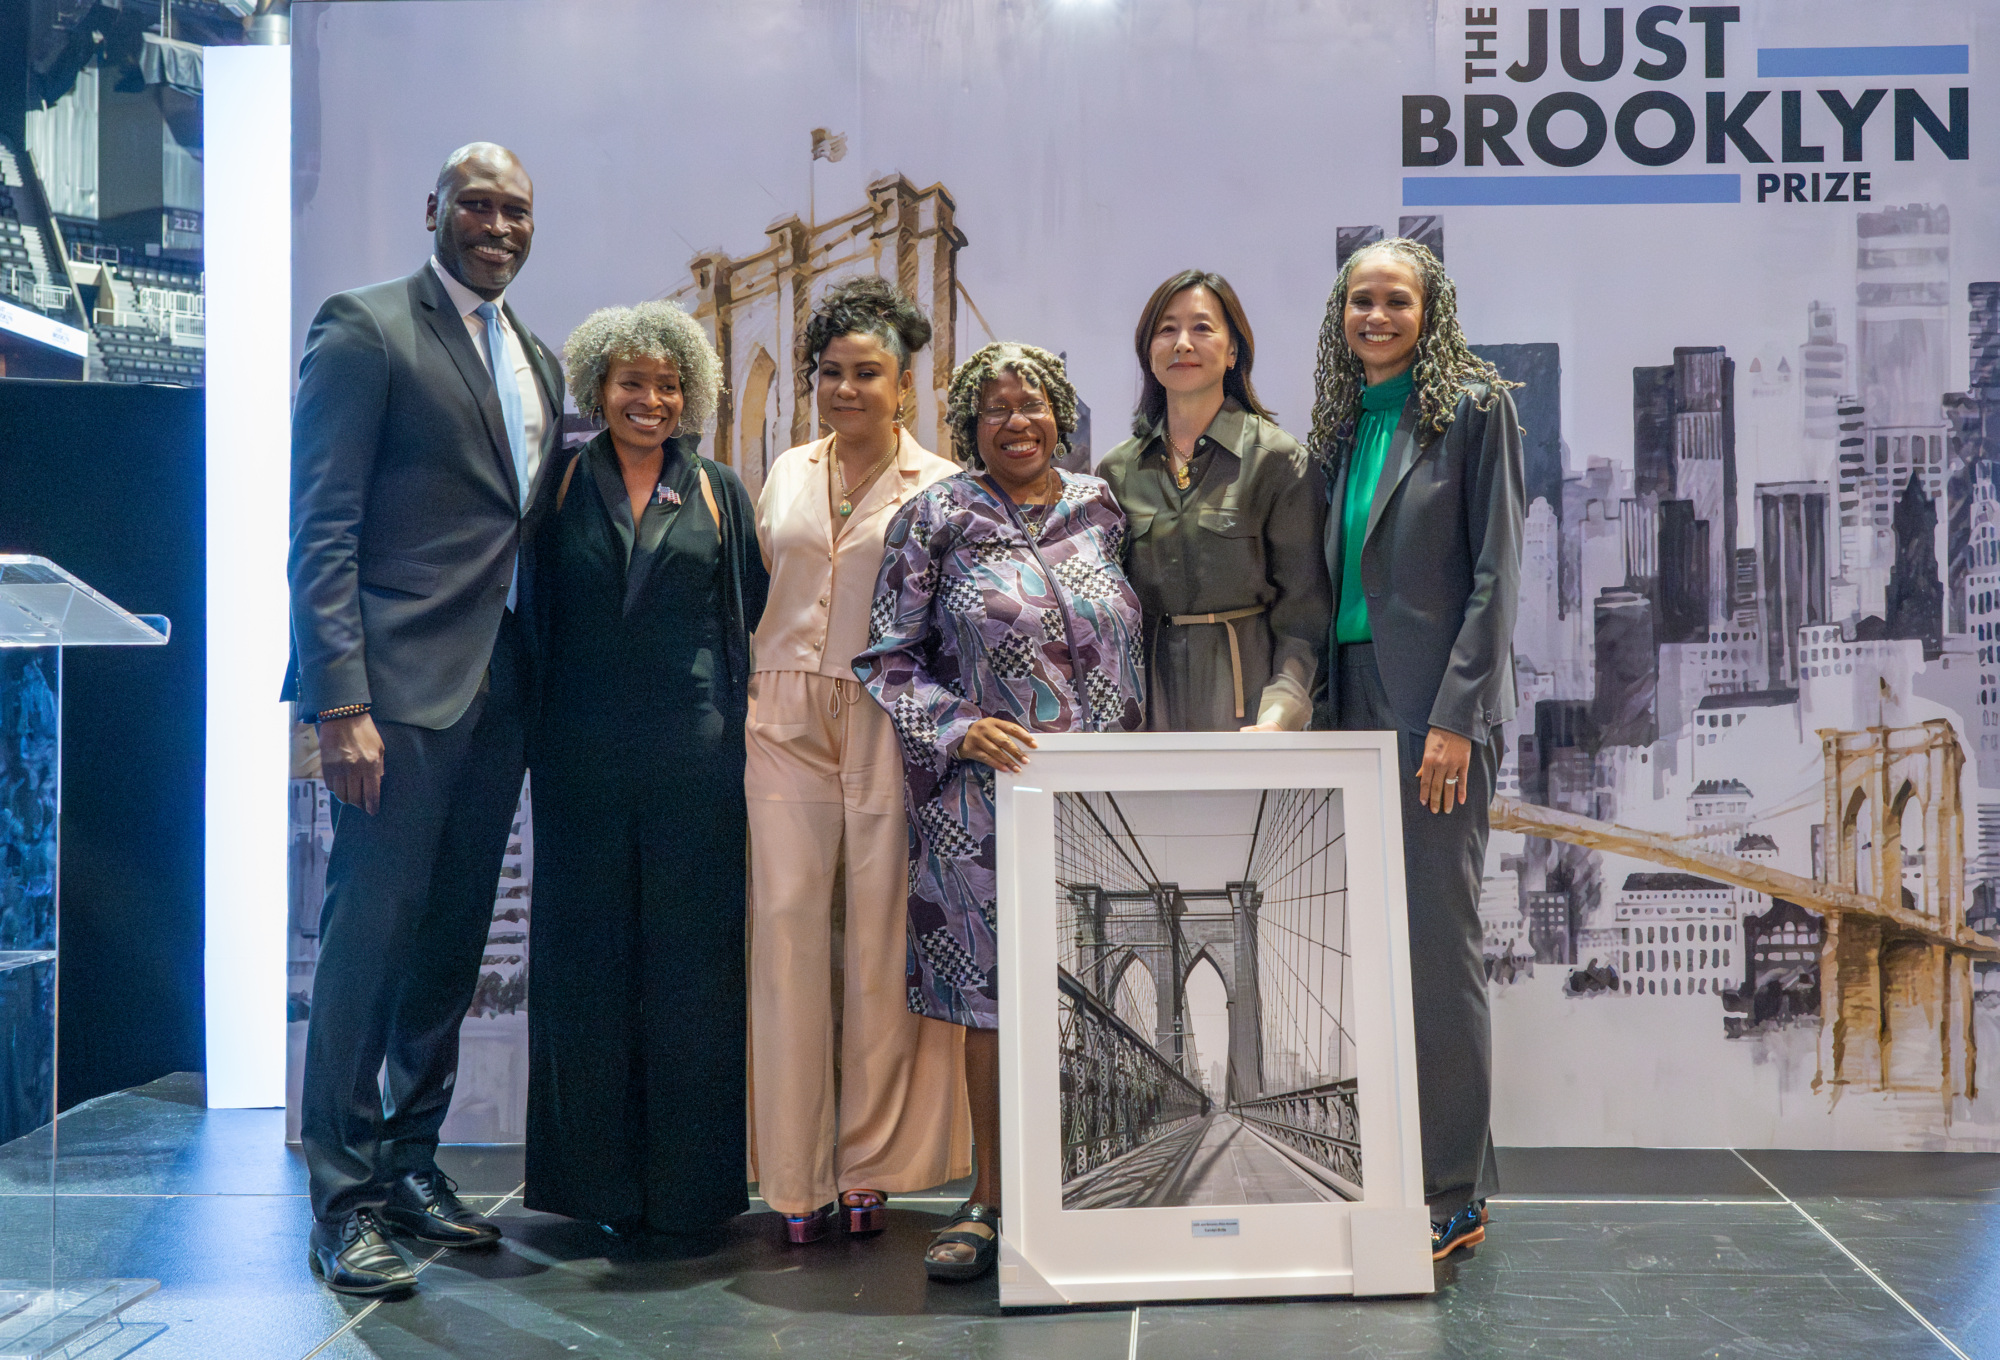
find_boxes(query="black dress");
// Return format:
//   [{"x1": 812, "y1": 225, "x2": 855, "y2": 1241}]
[{"x1": 525, "y1": 430, "x2": 768, "y2": 1238}]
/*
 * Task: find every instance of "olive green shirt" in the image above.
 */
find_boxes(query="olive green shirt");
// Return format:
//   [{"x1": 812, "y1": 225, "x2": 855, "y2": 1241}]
[{"x1": 1098, "y1": 403, "x2": 1331, "y2": 731}]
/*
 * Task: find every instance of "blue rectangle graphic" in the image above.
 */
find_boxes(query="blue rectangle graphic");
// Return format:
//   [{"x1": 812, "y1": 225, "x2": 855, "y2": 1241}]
[
  {"x1": 1403, "y1": 175, "x2": 1741, "y2": 207},
  {"x1": 1757, "y1": 45, "x2": 1969, "y2": 77}
]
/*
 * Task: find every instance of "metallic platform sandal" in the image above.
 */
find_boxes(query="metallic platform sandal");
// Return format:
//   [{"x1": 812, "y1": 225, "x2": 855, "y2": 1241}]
[
  {"x1": 785, "y1": 1202, "x2": 836, "y2": 1245},
  {"x1": 841, "y1": 1189, "x2": 887, "y2": 1236}
]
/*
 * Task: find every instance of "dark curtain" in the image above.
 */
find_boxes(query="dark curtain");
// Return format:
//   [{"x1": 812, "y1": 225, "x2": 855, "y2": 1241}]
[{"x1": 0, "y1": 379, "x2": 205, "y2": 1111}]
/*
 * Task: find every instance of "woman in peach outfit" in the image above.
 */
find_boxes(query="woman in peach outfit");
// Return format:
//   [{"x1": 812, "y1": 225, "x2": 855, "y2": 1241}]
[{"x1": 746, "y1": 277, "x2": 970, "y2": 1244}]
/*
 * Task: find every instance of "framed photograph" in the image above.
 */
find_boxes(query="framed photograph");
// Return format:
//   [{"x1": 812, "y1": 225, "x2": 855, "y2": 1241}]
[{"x1": 994, "y1": 733, "x2": 1434, "y2": 1306}]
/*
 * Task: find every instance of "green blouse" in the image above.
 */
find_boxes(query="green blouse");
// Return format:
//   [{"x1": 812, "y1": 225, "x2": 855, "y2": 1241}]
[{"x1": 1334, "y1": 369, "x2": 1414, "y2": 644}]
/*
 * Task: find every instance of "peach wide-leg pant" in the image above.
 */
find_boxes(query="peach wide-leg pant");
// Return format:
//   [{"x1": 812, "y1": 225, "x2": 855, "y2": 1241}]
[{"x1": 745, "y1": 670, "x2": 971, "y2": 1215}]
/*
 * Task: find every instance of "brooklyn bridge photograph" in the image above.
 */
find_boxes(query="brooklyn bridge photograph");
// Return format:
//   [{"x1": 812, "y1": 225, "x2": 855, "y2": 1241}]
[{"x1": 1055, "y1": 788, "x2": 1360, "y2": 1211}]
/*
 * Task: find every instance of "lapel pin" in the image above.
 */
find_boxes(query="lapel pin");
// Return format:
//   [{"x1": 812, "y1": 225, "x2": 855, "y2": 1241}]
[{"x1": 654, "y1": 485, "x2": 683, "y2": 507}]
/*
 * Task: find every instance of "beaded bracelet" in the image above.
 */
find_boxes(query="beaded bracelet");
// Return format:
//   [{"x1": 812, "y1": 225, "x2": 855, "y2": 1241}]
[{"x1": 314, "y1": 702, "x2": 372, "y2": 724}]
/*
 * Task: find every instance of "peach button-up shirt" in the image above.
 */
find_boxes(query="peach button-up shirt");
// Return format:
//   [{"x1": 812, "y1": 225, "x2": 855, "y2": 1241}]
[{"x1": 753, "y1": 431, "x2": 960, "y2": 678}]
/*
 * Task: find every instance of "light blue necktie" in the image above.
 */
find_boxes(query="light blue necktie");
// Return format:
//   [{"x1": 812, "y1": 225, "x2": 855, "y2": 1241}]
[{"x1": 475, "y1": 301, "x2": 530, "y2": 609}]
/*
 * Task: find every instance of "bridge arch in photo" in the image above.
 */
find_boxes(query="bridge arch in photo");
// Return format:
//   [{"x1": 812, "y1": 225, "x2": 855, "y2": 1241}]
[{"x1": 1054, "y1": 789, "x2": 1362, "y2": 1210}]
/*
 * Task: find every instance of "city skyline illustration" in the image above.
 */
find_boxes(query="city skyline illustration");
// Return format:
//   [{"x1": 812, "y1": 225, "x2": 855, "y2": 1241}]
[
  {"x1": 1361, "y1": 201, "x2": 2000, "y2": 1148},
  {"x1": 288, "y1": 0, "x2": 2000, "y2": 1151},
  {"x1": 277, "y1": 194, "x2": 2000, "y2": 1152}
]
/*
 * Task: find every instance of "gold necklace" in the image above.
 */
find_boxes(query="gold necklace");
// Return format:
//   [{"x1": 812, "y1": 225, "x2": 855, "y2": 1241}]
[
  {"x1": 833, "y1": 432, "x2": 901, "y2": 517},
  {"x1": 1026, "y1": 466, "x2": 1061, "y2": 520},
  {"x1": 1164, "y1": 431, "x2": 1193, "y2": 490},
  {"x1": 1000, "y1": 467, "x2": 1061, "y2": 530}
]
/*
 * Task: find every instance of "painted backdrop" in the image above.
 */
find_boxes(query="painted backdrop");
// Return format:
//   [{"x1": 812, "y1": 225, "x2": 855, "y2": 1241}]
[{"x1": 289, "y1": 0, "x2": 2000, "y2": 1150}]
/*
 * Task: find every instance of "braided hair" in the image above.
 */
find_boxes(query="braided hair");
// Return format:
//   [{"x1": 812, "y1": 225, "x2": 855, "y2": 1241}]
[
  {"x1": 944, "y1": 342, "x2": 1080, "y2": 469},
  {"x1": 1304, "y1": 238, "x2": 1517, "y2": 472}
]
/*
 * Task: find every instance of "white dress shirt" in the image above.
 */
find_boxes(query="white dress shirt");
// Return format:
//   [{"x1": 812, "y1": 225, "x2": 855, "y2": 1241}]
[{"x1": 430, "y1": 255, "x2": 549, "y2": 501}]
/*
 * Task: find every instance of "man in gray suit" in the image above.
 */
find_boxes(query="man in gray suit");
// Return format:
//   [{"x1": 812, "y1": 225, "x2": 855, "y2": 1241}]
[{"x1": 287, "y1": 143, "x2": 563, "y2": 1294}]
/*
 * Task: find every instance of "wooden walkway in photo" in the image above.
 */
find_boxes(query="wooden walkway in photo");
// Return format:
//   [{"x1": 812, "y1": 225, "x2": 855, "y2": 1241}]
[{"x1": 1062, "y1": 1112, "x2": 1344, "y2": 1211}]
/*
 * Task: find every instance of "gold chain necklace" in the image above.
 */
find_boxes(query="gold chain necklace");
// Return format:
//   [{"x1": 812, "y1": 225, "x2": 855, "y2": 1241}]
[
  {"x1": 833, "y1": 432, "x2": 901, "y2": 517},
  {"x1": 997, "y1": 466, "x2": 1062, "y2": 536},
  {"x1": 1164, "y1": 430, "x2": 1193, "y2": 490},
  {"x1": 1022, "y1": 466, "x2": 1061, "y2": 528}
]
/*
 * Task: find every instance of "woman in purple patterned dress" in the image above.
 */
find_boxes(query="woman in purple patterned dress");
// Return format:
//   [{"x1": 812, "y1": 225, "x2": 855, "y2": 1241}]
[{"x1": 855, "y1": 342, "x2": 1144, "y2": 1282}]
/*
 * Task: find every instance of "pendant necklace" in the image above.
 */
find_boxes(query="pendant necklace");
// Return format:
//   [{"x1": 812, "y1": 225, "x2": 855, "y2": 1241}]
[
  {"x1": 1017, "y1": 467, "x2": 1060, "y2": 536},
  {"x1": 1164, "y1": 431, "x2": 1193, "y2": 490},
  {"x1": 834, "y1": 432, "x2": 901, "y2": 517}
]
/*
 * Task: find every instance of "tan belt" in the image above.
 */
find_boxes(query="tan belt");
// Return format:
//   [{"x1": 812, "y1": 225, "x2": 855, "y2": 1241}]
[{"x1": 1165, "y1": 605, "x2": 1267, "y2": 719}]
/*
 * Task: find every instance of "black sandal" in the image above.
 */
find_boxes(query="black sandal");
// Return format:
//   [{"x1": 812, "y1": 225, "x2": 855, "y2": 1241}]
[{"x1": 923, "y1": 1202, "x2": 1000, "y2": 1282}]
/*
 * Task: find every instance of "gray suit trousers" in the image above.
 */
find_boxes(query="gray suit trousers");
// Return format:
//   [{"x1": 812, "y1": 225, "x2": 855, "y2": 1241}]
[{"x1": 1337, "y1": 643, "x2": 1499, "y2": 1218}]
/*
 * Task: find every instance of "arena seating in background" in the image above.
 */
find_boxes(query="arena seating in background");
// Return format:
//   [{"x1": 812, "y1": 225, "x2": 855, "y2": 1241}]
[
  {"x1": 88, "y1": 259, "x2": 207, "y2": 386},
  {"x1": 70, "y1": 233, "x2": 208, "y2": 386},
  {"x1": 93, "y1": 322, "x2": 206, "y2": 386},
  {"x1": 0, "y1": 141, "x2": 77, "y2": 325},
  {"x1": 0, "y1": 133, "x2": 207, "y2": 389}
]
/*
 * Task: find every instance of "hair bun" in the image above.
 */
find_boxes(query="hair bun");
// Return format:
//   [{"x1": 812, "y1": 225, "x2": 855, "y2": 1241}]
[{"x1": 818, "y1": 275, "x2": 933, "y2": 353}]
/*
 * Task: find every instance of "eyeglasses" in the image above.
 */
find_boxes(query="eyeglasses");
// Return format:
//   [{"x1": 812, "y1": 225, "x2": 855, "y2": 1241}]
[{"x1": 977, "y1": 401, "x2": 1052, "y2": 425}]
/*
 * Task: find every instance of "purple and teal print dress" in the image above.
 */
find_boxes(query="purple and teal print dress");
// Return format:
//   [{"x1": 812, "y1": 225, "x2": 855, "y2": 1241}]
[{"x1": 855, "y1": 470, "x2": 1145, "y2": 1029}]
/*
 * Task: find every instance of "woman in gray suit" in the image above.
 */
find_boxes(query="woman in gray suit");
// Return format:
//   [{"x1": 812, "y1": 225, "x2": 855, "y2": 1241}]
[{"x1": 1310, "y1": 238, "x2": 1523, "y2": 1264}]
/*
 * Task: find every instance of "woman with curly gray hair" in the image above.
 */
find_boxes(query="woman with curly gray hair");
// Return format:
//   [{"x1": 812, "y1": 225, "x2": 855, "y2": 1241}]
[
  {"x1": 524, "y1": 299, "x2": 768, "y2": 1256},
  {"x1": 1312, "y1": 238, "x2": 1523, "y2": 1264},
  {"x1": 854, "y1": 342, "x2": 1145, "y2": 1281}
]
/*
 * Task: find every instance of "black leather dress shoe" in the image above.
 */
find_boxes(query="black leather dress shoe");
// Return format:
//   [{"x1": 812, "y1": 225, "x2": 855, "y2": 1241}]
[
  {"x1": 308, "y1": 1209, "x2": 417, "y2": 1296},
  {"x1": 1430, "y1": 1201, "x2": 1486, "y2": 1261},
  {"x1": 380, "y1": 1169, "x2": 502, "y2": 1248}
]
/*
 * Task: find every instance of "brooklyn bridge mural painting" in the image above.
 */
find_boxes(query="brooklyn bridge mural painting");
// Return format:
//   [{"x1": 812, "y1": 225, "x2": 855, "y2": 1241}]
[
  {"x1": 1055, "y1": 789, "x2": 1360, "y2": 1211},
  {"x1": 283, "y1": 168, "x2": 970, "y2": 1144},
  {"x1": 292, "y1": 0, "x2": 2000, "y2": 1154},
  {"x1": 1454, "y1": 199, "x2": 2000, "y2": 1148}
]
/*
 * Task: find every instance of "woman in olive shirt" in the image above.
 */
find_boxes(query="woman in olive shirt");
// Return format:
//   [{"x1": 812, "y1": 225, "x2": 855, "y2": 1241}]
[{"x1": 1098, "y1": 270, "x2": 1328, "y2": 731}]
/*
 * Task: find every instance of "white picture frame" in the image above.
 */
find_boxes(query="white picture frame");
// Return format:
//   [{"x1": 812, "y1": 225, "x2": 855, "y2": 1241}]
[{"x1": 994, "y1": 732, "x2": 1434, "y2": 1306}]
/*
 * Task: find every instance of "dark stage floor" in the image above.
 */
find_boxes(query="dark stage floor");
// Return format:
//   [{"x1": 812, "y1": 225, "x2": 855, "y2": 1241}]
[{"x1": 14, "y1": 1074, "x2": 1998, "y2": 1359}]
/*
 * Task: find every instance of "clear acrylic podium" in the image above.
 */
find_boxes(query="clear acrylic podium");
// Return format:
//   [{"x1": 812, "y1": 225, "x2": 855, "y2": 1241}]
[{"x1": 0, "y1": 557, "x2": 166, "y2": 1357}]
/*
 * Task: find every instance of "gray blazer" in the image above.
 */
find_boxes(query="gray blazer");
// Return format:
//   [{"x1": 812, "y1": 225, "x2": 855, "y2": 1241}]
[
  {"x1": 286, "y1": 264, "x2": 565, "y2": 730},
  {"x1": 1323, "y1": 383, "x2": 1524, "y2": 743}
]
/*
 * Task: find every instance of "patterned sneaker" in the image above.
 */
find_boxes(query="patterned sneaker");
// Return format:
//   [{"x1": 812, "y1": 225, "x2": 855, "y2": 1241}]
[{"x1": 1431, "y1": 1202, "x2": 1486, "y2": 1261}]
